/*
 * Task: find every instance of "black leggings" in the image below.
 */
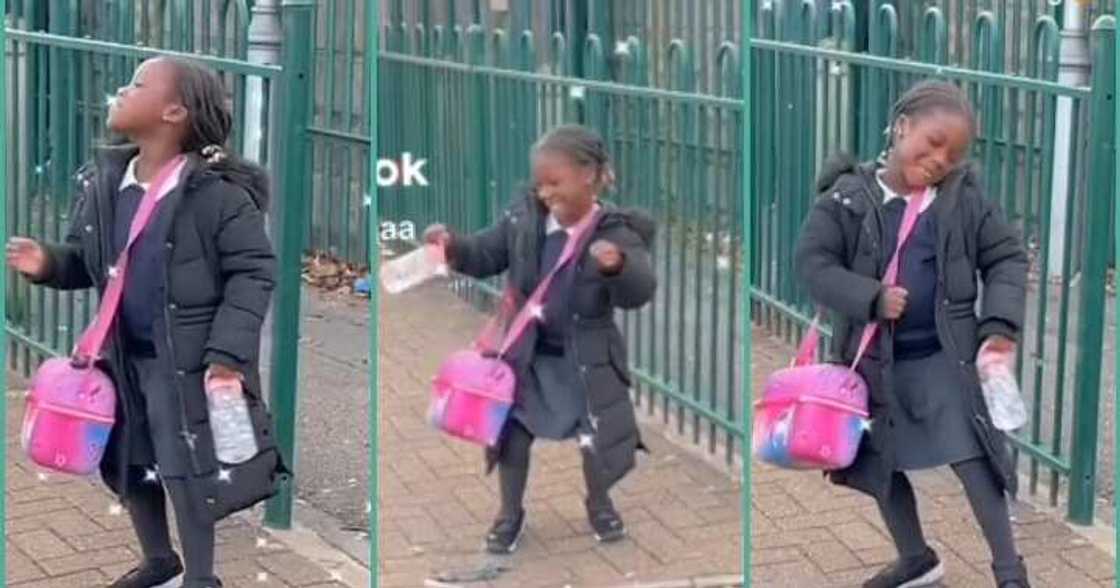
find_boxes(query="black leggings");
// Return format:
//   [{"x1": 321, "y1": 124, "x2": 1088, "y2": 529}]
[
  {"x1": 877, "y1": 458, "x2": 1023, "y2": 580},
  {"x1": 124, "y1": 467, "x2": 218, "y2": 587},
  {"x1": 497, "y1": 419, "x2": 613, "y2": 517}
]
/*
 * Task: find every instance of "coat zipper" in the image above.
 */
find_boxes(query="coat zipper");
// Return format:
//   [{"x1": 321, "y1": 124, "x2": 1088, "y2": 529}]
[
  {"x1": 82, "y1": 165, "x2": 133, "y2": 500},
  {"x1": 157, "y1": 177, "x2": 207, "y2": 477}
]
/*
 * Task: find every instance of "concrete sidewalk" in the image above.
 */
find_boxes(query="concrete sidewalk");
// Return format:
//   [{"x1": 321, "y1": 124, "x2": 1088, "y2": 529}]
[
  {"x1": 379, "y1": 282, "x2": 1115, "y2": 587},
  {"x1": 5, "y1": 382, "x2": 366, "y2": 588}
]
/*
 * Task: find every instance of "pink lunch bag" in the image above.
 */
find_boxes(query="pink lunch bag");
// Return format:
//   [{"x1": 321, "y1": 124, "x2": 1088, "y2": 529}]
[
  {"x1": 428, "y1": 208, "x2": 602, "y2": 447},
  {"x1": 753, "y1": 187, "x2": 930, "y2": 471},
  {"x1": 21, "y1": 157, "x2": 184, "y2": 475},
  {"x1": 752, "y1": 323, "x2": 870, "y2": 470},
  {"x1": 429, "y1": 350, "x2": 516, "y2": 447}
]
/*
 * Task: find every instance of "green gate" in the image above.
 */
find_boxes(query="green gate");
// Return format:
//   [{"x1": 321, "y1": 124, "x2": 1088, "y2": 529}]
[
  {"x1": 3, "y1": 0, "x2": 319, "y2": 529},
  {"x1": 751, "y1": 0, "x2": 1116, "y2": 525}
]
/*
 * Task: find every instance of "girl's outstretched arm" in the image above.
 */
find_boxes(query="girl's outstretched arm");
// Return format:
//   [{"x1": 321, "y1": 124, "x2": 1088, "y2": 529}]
[
  {"x1": 204, "y1": 185, "x2": 277, "y2": 373},
  {"x1": 794, "y1": 197, "x2": 883, "y2": 322},
  {"x1": 34, "y1": 193, "x2": 95, "y2": 291},
  {"x1": 445, "y1": 215, "x2": 512, "y2": 280},
  {"x1": 974, "y1": 198, "x2": 1027, "y2": 343}
]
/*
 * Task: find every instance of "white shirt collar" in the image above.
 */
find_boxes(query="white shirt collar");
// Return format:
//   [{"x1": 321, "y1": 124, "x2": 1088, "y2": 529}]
[
  {"x1": 545, "y1": 203, "x2": 600, "y2": 235},
  {"x1": 876, "y1": 170, "x2": 936, "y2": 213},
  {"x1": 119, "y1": 156, "x2": 185, "y2": 194},
  {"x1": 545, "y1": 214, "x2": 571, "y2": 235}
]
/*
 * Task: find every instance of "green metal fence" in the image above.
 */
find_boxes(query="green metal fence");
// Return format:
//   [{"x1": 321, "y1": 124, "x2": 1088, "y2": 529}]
[
  {"x1": 379, "y1": 9, "x2": 752, "y2": 465},
  {"x1": 382, "y1": 0, "x2": 1117, "y2": 527},
  {"x1": 752, "y1": 0, "x2": 1115, "y2": 524},
  {"x1": 3, "y1": 0, "x2": 318, "y2": 529},
  {"x1": 307, "y1": 0, "x2": 371, "y2": 264}
]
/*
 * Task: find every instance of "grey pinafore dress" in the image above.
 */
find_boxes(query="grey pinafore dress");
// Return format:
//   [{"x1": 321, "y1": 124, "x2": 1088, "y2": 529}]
[
  {"x1": 509, "y1": 220, "x2": 590, "y2": 441},
  {"x1": 878, "y1": 176, "x2": 985, "y2": 470}
]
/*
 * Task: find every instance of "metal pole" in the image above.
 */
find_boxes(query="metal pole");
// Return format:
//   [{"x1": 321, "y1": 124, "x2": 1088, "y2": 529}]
[
  {"x1": 1, "y1": 5, "x2": 10, "y2": 580},
  {"x1": 1048, "y1": 0, "x2": 1091, "y2": 270},
  {"x1": 264, "y1": 0, "x2": 314, "y2": 530},
  {"x1": 244, "y1": 0, "x2": 281, "y2": 165},
  {"x1": 368, "y1": 1, "x2": 382, "y2": 585},
  {"x1": 1113, "y1": 7, "x2": 1119, "y2": 581},
  {"x1": 741, "y1": 0, "x2": 754, "y2": 586},
  {"x1": 1067, "y1": 14, "x2": 1114, "y2": 527},
  {"x1": 245, "y1": 0, "x2": 281, "y2": 419}
]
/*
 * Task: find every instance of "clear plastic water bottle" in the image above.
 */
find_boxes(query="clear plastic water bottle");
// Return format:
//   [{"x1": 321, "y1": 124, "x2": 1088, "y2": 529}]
[
  {"x1": 206, "y1": 377, "x2": 258, "y2": 464},
  {"x1": 380, "y1": 244, "x2": 448, "y2": 294},
  {"x1": 977, "y1": 347, "x2": 1028, "y2": 432}
]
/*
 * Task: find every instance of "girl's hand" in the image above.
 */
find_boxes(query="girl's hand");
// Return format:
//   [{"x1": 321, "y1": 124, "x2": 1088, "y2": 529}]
[
  {"x1": 423, "y1": 224, "x2": 452, "y2": 248},
  {"x1": 590, "y1": 240, "x2": 624, "y2": 274},
  {"x1": 877, "y1": 286, "x2": 908, "y2": 320},
  {"x1": 6, "y1": 237, "x2": 47, "y2": 279},
  {"x1": 207, "y1": 363, "x2": 242, "y2": 381},
  {"x1": 981, "y1": 335, "x2": 1016, "y2": 355}
]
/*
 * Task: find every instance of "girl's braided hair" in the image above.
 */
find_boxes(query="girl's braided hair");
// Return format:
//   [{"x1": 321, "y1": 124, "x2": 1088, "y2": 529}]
[
  {"x1": 532, "y1": 124, "x2": 617, "y2": 191},
  {"x1": 165, "y1": 57, "x2": 270, "y2": 210},
  {"x1": 877, "y1": 79, "x2": 977, "y2": 165}
]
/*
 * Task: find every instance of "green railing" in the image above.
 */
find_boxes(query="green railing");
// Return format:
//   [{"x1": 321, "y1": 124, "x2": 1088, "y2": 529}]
[
  {"x1": 381, "y1": 0, "x2": 1116, "y2": 527},
  {"x1": 380, "y1": 20, "x2": 751, "y2": 464},
  {"x1": 3, "y1": 0, "x2": 318, "y2": 530},
  {"x1": 752, "y1": 0, "x2": 1115, "y2": 525},
  {"x1": 307, "y1": 0, "x2": 371, "y2": 264}
]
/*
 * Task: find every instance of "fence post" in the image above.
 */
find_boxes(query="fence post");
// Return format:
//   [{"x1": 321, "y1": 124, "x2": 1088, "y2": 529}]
[
  {"x1": 741, "y1": 4, "x2": 755, "y2": 585},
  {"x1": 264, "y1": 0, "x2": 314, "y2": 530},
  {"x1": 1, "y1": 7, "x2": 9, "y2": 581},
  {"x1": 1067, "y1": 15, "x2": 1114, "y2": 526},
  {"x1": 369, "y1": 0, "x2": 381, "y2": 582}
]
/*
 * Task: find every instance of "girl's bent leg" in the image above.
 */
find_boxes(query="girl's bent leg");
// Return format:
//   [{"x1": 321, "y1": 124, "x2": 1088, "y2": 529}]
[
  {"x1": 580, "y1": 448, "x2": 613, "y2": 511},
  {"x1": 877, "y1": 471, "x2": 930, "y2": 559},
  {"x1": 497, "y1": 420, "x2": 535, "y2": 517},
  {"x1": 951, "y1": 458, "x2": 1028, "y2": 583},
  {"x1": 162, "y1": 477, "x2": 219, "y2": 587},
  {"x1": 125, "y1": 467, "x2": 175, "y2": 561}
]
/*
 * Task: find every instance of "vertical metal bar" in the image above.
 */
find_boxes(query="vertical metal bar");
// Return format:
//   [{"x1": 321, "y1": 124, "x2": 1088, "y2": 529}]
[
  {"x1": 1, "y1": 0, "x2": 9, "y2": 569},
  {"x1": 264, "y1": 0, "x2": 315, "y2": 530},
  {"x1": 741, "y1": 0, "x2": 754, "y2": 583},
  {"x1": 1067, "y1": 16, "x2": 1113, "y2": 525},
  {"x1": 1113, "y1": 8, "x2": 1120, "y2": 568},
  {"x1": 369, "y1": 0, "x2": 381, "y2": 584}
]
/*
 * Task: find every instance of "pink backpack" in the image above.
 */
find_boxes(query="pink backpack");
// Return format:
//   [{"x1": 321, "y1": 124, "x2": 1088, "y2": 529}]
[
  {"x1": 429, "y1": 208, "x2": 602, "y2": 447},
  {"x1": 21, "y1": 157, "x2": 185, "y2": 475},
  {"x1": 753, "y1": 187, "x2": 929, "y2": 471}
]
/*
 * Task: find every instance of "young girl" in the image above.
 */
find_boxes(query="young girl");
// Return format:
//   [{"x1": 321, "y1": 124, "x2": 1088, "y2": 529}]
[
  {"x1": 794, "y1": 80, "x2": 1031, "y2": 588},
  {"x1": 6, "y1": 58, "x2": 284, "y2": 588},
  {"x1": 423, "y1": 125, "x2": 657, "y2": 554}
]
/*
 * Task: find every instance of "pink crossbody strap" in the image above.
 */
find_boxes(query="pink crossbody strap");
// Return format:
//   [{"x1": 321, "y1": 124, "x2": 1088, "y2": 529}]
[
  {"x1": 72, "y1": 156, "x2": 187, "y2": 364},
  {"x1": 476, "y1": 206, "x2": 603, "y2": 357},
  {"x1": 794, "y1": 187, "x2": 930, "y2": 369}
]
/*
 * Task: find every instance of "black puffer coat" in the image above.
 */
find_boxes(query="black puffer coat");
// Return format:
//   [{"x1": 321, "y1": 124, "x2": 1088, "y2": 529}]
[
  {"x1": 447, "y1": 192, "x2": 657, "y2": 489},
  {"x1": 33, "y1": 144, "x2": 288, "y2": 522},
  {"x1": 794, "y1": 155, "x2": 1028, "y2": 501}
]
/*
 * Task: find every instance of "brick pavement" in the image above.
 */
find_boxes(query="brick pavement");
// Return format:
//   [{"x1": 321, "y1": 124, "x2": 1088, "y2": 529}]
[
  {"x1": 5, "y1": 385, "x2": 355, "y2": 588},
  {"x1": 380, "y1": 283, "x2": 1115, "y2": 587}
]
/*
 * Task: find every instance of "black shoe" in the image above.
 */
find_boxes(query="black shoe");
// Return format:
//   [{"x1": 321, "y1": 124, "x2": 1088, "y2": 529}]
[
  {"x1": 999, "y1": 582, "x2": 1030, "y2": 588},
  {"x1": 485, "y1": 509, "x2": 526, "y2": 554},
  {"x1": 587, "y1": 503, "x2": 626, "y2": 543},
  {"x1": 863, "y1": 548, "x2": 943, "y2": 588},
  {"x1": 109, "y1": 555, "x2": 184, "y2": 588}
]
